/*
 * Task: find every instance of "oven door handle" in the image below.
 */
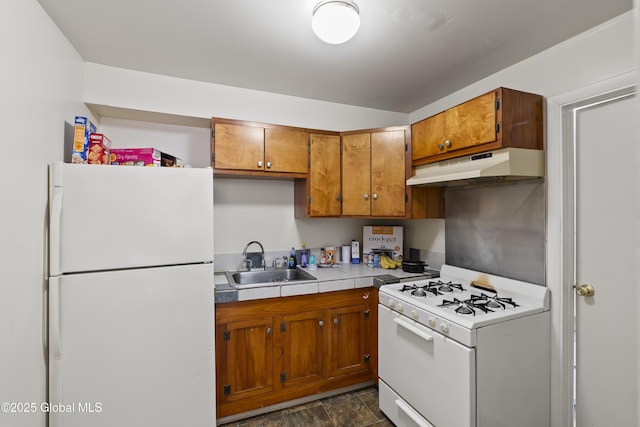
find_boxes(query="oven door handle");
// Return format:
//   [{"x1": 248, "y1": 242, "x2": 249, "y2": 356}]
[
  {"x1": 393, "y1": 317, "x2": 434, "y2": 342},
  {"x1": 395, "y1": 398, "x2": 434, "y2": 427}
]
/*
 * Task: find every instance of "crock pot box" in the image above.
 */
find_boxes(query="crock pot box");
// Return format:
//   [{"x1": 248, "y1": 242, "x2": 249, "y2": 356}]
[
  {"x1": 110, "y1": 148, "x2": 179, "y2": 167},
  {"x1": 363, "y1": 226, "x2": 403, "y2": 261}
]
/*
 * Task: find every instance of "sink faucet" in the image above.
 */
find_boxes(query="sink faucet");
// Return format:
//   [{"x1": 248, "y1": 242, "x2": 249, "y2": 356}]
[{"x1": 242, "y1": 241, "x2": 265, "y2": 271}]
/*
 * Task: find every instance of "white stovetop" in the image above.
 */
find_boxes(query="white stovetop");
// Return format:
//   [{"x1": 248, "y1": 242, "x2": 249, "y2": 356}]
[{"x1": 379, "y1": 264, "x2": 549, "y2": 330}]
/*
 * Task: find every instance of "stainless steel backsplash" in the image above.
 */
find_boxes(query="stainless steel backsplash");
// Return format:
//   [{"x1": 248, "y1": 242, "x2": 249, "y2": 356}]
[{"x1": 444, "y1": 180, "x2": 545, "y2": 285}]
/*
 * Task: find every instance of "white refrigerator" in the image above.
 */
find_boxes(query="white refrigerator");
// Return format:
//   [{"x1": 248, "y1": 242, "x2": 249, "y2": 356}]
[{"x1": 48, "y1": 162, "x2": 215, "y2": 427}]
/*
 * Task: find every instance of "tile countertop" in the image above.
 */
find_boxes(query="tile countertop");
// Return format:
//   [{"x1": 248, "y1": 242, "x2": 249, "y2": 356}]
[{"x1": 214, "y1": 263, "x2": 440, "y2": 303}]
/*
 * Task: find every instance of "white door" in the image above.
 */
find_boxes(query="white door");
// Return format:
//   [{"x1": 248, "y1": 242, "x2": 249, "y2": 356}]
[
  {"x1": 568, "y1": 88, "x2": 638, "y2": 426},
  {"x1": 49, "y1": 264, "x2": 215, "y2": 427},
  {"x1": 49, "y1": 162, "x2": 214, "y2": 274}
]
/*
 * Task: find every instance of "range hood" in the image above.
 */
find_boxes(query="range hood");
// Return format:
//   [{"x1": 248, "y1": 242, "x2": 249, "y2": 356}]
[{"x1": 406, "y1": 148, "x2": 544, "y2": 186}]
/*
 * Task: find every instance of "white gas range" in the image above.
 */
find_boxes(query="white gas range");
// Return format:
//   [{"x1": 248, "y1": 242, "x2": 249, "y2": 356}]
[{"x1": 378, "y1": 264, "x2": 550, "y2": 427}]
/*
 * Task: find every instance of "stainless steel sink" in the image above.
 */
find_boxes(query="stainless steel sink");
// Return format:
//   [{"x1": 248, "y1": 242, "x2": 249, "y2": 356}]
[{"x1": 225, "y1": 268, "x2": 317, "y2": 287}]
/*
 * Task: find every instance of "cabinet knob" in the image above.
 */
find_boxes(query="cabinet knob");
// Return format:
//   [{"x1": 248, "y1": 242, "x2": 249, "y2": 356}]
[
  {"x1": 438, "y1": 143, "x2": 444, "y2": 150},
  {"x1": 364, "y1": 194, "x2": 369, "y2": 200},
  {"x1": 444, "y1": 139, "x2": 451, "y2": 147},
  {"x1": 266, "y1": 327, "x2": 272, "y2": 334},
  {"x1": 372, "y1": 194, "x2": 378, "y2": 200},
  {"x1": 333, "y1": 318, "x2": 339, "y2": 325},
  {"x1": 266, "y1": 161, "x2": 272, "y2": 168},
  {"x1": 257, "y1": 161, "x2": 263, "y2": 167},
  {"x1": 318, "y1": 320, "x2": 324, "y2": 327}
]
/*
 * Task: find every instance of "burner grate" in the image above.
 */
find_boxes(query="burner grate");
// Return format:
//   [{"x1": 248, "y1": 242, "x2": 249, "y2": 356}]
[
  {"x1": 470, "y1": 293, "x2": 519, "y2": 310},
  {"x1": 438, "y1": 297, "x2": 495, "y2": 316},
  {"x1": 399, "y1": 281, "x2": 466, "y2": 298}
]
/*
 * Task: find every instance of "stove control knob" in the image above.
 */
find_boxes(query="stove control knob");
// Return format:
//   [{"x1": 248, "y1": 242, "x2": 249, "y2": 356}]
[
  {"x1": 410, "y1": 309, "x2": 419, "y2": 319},
  {"x1": 396, "y1": 303, "x2": 404, "y2": 313},
  {"x1": 428, "y1": 317, "x2": 437, "y2": 328},
  {"x1": 440, "y1": 322, "x2": 450, "y2": 334},
  {"x1": 388, "y1": 300, "x2": 396, "y2": 309}
]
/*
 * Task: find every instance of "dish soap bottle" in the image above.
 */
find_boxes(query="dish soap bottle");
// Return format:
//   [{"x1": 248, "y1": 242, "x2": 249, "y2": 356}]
[
  {"x1": 301, "y1": 244, "x2": 308, "y2": 268},
  {"x1": 288, "y1": 247, "x2": 296, "y2": 269}
]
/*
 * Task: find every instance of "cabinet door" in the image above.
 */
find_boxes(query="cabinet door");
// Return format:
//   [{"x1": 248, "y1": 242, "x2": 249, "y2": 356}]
[
  {"x1": 265, "y1": 128, "x2": 308, "y2": 173},
  {"x1": 214, "y1": 123, "x2": 265, "y2": 171},
  {"x1": 341, "y1": 133, "x2": 371, "y2": 216},
  {"x1": 328, "y1": 305, "x2": 369, "y2": 378},
  {"x1": 280, "y1": 311, "x2": 325, "y2": 387},
  {"x1": 218, "y1": 317, "x2": 274, "y2": 403},
  {"x1": 446, "y1": 90, "x2": 497, "y2": 152},
  {"x1": 371, "y1": 130, "x2": 406, "y2": 217},
  {"x1": 411, "y1": 111, "x2": 446, "y2": 161},
  {"x1": 308, "y1": 134, "x2": 341, "y2": 216}
]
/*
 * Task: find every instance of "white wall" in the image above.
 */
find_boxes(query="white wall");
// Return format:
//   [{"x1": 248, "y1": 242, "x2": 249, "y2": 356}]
[
  {"x1": 409, "y1": 12, "x2": 636, "y2": 123},
  {"x1": 0, "y1": 1, "x2": 91, "y2": 426},
  {"x1": 86, "y1": 58, "x2": 418, "y2": 265},
  {"x1": 84, "y1": 63, "x2": 408, "y2": 132}
]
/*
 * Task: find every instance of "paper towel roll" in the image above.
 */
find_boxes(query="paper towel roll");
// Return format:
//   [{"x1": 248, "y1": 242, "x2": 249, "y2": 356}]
[{"x1": 341, "y1": 245, "x2": 351, "y2": 263}]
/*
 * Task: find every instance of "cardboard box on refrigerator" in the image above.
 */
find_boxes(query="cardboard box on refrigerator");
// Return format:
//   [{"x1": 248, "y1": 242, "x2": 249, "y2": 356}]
[
  {"x1": 71, "y1": 116, "x2": 97, "y2": 164},
  {"x1": 363, "y1": 226, "x2": 403, "y2": 261},
  {"x1": 110, "y1": 148, "x2": 179, "y2": 167},
  {"x1": 86, "y1": 133, "x2": 112, "y2": 165}
]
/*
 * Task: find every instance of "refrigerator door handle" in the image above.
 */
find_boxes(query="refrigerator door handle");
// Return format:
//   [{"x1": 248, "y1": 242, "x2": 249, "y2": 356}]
[
  {"x1": 49, "y1": 174, "x2": 63, "y2": 276},
  {"x1": 49, "y1": 277, "x2": 62, "y2": 427}
]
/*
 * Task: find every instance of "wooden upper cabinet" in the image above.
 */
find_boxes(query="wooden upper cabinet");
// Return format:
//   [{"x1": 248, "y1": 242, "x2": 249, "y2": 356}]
[
  {"x1": 265, "y1": 128, "x2": 308, "y2": 173},
  {"x1": 214, "y1": 122, "x2": 264, "y2": 171},
  {"x1": 307, "y1": 133, "x2": 342, "y2": 217},
  {"x1": 411, "y1": 110, "x2": 446, "y2": 160},
  {"x1": 341, "y1": 133, "x2": 371, "y2": 216},
  {"x1": 341, "y1": 129, "x2": 407, "y2": 218},
  {"x1": 411, "y1": 87, "x2": 543, "y2": 166},
  {"x1": 447, "y1": 91, "x2": 497, "y2": 150},
  {"x1": 371, "y1": 130, "x2": 406, "y2": 217},
  {"x1": 211, "y1": 118, "x2": 308, "y2": 177}
]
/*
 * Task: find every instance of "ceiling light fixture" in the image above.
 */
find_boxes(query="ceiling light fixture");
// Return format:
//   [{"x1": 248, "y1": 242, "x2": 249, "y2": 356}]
[{"x1": 312, "y1": 1, "x2": 360, "y2": 45}]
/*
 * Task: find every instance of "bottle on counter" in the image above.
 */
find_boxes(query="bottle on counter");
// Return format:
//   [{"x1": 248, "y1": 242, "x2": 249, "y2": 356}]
[
  {"x1": 288, "y1": 247, "x2": 296, "y2": 269},
  {"x1": 301, "y1": 244, "x2": 308, "y2": 268},
  {"x1": 308, "y1": 254, "x2": 317, "y2": 270}
]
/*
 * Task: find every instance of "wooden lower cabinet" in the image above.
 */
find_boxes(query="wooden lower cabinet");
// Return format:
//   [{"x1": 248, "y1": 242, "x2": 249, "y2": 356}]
[
  {"x1": 215, "y1": 288, "x2": 376, "y2": 419},
  {"x1": 281, "y1": 310, "x2": 325, "y2": 388},
  {"x1": 328, "y1": 305, "x2": 369, "y2": 378},
  {"x1": 215, "y1": 317, "x2": 275, "y2": 404}
]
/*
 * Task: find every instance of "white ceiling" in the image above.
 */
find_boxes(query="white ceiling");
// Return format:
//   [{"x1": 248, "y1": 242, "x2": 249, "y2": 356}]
[{"x1": 37, "y1": 0, "x2": 632, "y2": 113}]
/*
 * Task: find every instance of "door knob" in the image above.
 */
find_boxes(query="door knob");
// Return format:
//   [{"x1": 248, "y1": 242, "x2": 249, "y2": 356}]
[{"x1": 576, "y1": 284, "x2": 595, "y2": 297}]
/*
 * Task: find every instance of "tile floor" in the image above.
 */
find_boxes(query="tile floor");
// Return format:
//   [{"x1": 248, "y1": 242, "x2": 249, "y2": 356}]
[{"x1": 218, "y1": 386, "x2": 394, "y2": 427}]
